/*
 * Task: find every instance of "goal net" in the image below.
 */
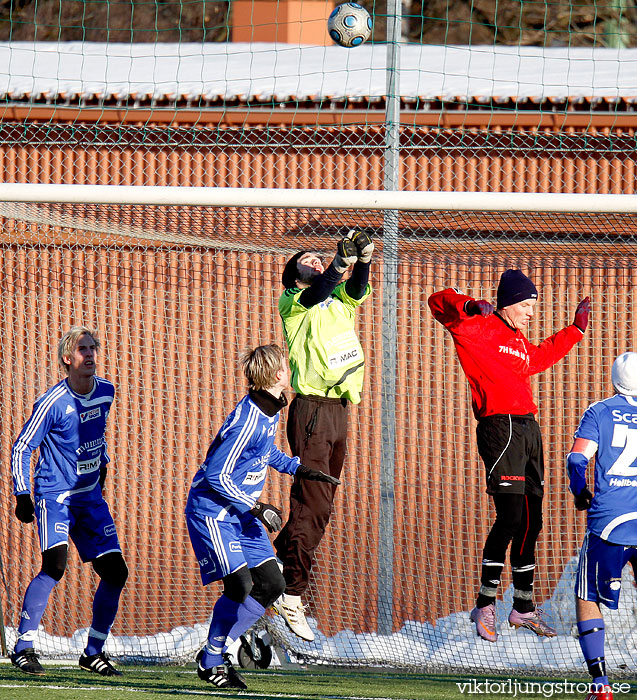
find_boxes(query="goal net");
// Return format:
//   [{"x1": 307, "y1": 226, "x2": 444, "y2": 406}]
[
  {"x1": 0, "y1": 189, "x2": 636, "y2": 675},
  {"x1": 1, "y1": 0, "x2": 636, "y2": 678}
]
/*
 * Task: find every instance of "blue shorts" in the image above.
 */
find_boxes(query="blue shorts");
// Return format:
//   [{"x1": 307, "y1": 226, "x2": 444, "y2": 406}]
[
  {"x1": 36, "y1": 497, "x2": 121, "y2": 562},
  {"x1": 186, "y1": 513, "x2": 275, "y2": 585},
  {"x1": 575, "y1": 530, "x2": 637, "y2": 609}
]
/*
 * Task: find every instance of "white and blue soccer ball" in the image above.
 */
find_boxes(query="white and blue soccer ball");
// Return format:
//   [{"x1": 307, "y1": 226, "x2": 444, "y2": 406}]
[{"x1": 328, "y1": 3, "x2": 372, "y2": 48}]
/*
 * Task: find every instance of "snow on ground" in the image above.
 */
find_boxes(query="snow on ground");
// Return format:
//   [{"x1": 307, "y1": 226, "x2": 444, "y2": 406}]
[{"x1": 6, "y1": 556, "x2": 637, "y2": 673}]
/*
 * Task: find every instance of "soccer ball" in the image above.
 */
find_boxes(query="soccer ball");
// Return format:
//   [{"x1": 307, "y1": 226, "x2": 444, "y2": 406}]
[{"x1": 328, "y1": 3, "x2": 372, "y2": 48}]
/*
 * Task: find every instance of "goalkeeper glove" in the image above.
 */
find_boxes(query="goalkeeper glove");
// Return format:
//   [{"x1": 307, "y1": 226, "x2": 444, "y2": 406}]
[
  {"x1": 296, "y1": 463, "x2": 341, "y2": 485},
  {"x1": 573, "y1": 296, "x2": 590, "y2": 332},
  {"x1": 347, "y1": 229, "x2": 374, "y2": 263},
  {"x1": 574, "y1": 487, "x2": 593, "y2": 511},
  {"x1": 15, "y1": 494, "x2": 35, "y2": 523},
  {"x1": 464, "y1": 299, "x2": 494, "y2": 317},
  {"x1": 250, "y1": 501, "x2": 283, "y2": 532},
  {"x1": 333, "y1": 236, "x2": 358, "y2": 273},
  {"x1": 99, "y1": 465, "x2": 108, "y2": 489}
]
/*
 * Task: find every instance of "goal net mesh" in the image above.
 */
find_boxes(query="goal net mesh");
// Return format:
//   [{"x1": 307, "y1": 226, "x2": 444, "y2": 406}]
[{"x1": 1, "y1": 199, "x2": 636, "y2": 674}]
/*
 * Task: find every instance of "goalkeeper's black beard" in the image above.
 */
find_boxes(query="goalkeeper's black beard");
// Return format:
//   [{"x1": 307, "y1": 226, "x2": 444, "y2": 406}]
[{"x1": 297, "y1": 267, "x2": 320, "y2": 285}]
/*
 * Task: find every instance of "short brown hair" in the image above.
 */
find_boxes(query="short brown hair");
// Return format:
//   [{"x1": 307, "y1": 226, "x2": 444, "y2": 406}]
[
  {"x1": 57, "y1": 326, "x2": 100, "y2": 373},
  {"x1": 241, "y1": 344, "x2": 284, "y2": 390}
]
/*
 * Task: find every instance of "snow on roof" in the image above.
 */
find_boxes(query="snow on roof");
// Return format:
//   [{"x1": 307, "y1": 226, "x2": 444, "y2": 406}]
[{"x1": 1, "y1": 42, "x2": 637, "y2": 106}]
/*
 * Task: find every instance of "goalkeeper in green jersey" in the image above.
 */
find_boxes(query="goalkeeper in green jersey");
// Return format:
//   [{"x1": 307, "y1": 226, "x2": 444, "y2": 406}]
[{"x1": 272, "y1": 230, "x2": 373, "y2": 641}]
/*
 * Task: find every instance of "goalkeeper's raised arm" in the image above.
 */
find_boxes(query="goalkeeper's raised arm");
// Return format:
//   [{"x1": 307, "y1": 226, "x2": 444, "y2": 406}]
[{"x1": 282, "y1": 229, "x2": 372, "y2": 311}]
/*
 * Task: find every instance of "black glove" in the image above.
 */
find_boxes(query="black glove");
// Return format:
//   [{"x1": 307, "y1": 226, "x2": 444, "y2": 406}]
[
  {"x1": 465, "y1": 299, "x2": 494, "y2": 317},
  {"x1": 250, "y1": 501, "x2": 283, "y2": 533},
  {"x1": 347, "y1": 229, "x2": 374, "y2": 263},
  {"x1": 573, "y1": 296, "x2": 590, "y2": 332},
  {"x1": 15, "y1": 494, "x2": 35, "y2": 523},
  {"x1": 296, "y1": 464, "x2": 341, "y2": 485},
  {"x1": 333, "y1": 236, "x2": 358, "y2": 273},
  {"x1": 99, "y1": 466, "x2": 108, "y2": 489},
  {"x1": 574, "y1": 487, "x2": 593, "y2": 511}
]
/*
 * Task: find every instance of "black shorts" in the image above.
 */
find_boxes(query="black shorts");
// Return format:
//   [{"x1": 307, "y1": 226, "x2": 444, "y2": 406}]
[{"x1": 476, "y1": 413, "x2": 544, "y2": 497}]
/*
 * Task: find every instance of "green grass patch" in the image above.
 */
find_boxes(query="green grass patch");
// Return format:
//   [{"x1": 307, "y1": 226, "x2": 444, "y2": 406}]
[{"x1": 0, "y1": 664, "x2": 634, "y2": 700}]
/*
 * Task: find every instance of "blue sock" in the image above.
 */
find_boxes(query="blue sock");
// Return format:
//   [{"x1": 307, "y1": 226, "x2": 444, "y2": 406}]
[
  {"x1": 223, "y1": 595, "x2": 265, "y2": 654},
  {"x1": 577, "y1": 618, "x2": 608, "y2": 687},
  {"x1": 84, "y1": 581, "x2": 123, "y2": 656},
  {"x1": 15, "y1": 572, "x2": 57, "y2": 653},
  {"x1": 200, "y1": 594, "x2": 242, "y2": 669}
]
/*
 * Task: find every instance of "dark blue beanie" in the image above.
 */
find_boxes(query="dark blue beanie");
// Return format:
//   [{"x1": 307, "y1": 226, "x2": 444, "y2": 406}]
[{"x1": 496, "y1": 269, "x2": 538, "y2": 309}]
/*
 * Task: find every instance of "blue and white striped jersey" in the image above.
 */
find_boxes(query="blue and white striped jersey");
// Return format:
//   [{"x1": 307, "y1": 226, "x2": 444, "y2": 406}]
[
  {"x1": 185, "y1": 392, "x2": 300, "y2": 522},
  {"x1": 574, "y1": 393, "x2": 637, "y2": 545},
  {"x1": 11, "y1": 376, "x2": 114, "y2": 504}
]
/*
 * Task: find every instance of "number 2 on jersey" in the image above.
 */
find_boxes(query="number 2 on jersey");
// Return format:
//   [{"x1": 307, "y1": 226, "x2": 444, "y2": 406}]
[{"x1": 609, "y1": 423, "x2": 637, "y2": 476}]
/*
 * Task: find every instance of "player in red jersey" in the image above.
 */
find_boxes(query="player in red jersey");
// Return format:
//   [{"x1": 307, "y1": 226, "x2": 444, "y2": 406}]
[{"x1": 429, "y1": 269, "x2": 590, "y2": 642}]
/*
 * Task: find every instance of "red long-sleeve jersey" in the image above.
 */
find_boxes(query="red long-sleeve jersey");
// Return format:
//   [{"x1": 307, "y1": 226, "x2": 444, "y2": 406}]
[{"x1": 428, "y1": 288, "x2": 584, "y2": 419}]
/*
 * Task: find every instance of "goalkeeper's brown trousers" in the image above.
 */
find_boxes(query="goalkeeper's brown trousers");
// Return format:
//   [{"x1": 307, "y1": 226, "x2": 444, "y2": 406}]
[{"x1": 274, "y1": 394, "x2": 349, "y2": 597}]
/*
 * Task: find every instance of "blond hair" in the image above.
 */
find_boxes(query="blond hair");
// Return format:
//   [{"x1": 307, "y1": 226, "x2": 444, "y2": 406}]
[
  {"x1": 241, "y1": 344, "x2": 284, "y2": 390},
  {"x1": 58, "y1": 326, "x2": 100, "y2": 373}
]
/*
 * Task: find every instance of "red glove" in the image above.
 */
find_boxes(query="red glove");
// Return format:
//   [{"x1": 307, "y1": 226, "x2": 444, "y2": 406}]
[
  {"x1": 465, "y1": 299, "x2": 494, "y2": 317},
  {"x1": 573, "y1": 296, "x2": 590, "y2": 332}
]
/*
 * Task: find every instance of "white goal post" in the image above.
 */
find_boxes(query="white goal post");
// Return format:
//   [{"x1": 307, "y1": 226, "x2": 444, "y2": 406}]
[{"x1": 1, "y1": 183, "x2": 637, "y2": 213}]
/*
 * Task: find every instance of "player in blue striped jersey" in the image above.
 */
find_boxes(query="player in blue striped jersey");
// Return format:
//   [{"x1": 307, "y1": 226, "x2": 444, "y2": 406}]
[
  {"x1": 185, "y1": 344, "x2": 339, "y2": 690},
  {"x1": 10, "y1": 327, "x2": 128, "y2": 678},
  {"x1": 567, "y1": 352, "x2": 637, "y2": 700}
]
